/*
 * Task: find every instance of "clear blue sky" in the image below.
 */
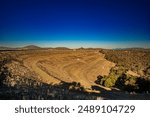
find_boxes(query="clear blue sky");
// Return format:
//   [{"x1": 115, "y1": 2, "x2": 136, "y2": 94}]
[{"x1": 0, "y1": 0, "x2": 150, "y2": 48}]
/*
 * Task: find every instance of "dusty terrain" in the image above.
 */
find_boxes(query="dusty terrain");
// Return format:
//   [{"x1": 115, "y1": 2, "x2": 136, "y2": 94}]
[
  {"x1": 0, "y1": 48, "x2": 150, "y2": 99},
  {"x1": 21, "y1": 50, "x2": 115, "y2": 88}
]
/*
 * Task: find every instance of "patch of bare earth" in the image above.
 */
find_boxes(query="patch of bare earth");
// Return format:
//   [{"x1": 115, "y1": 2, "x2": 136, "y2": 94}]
[{"x1": 22, "y1": 50, "x2": 115, "y2": 89}]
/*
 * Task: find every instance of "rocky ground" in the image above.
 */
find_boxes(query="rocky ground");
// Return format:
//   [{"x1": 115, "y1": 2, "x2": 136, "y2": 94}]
[{"x1": 0, "y1": 49, "x2": 150, "y2": 100}]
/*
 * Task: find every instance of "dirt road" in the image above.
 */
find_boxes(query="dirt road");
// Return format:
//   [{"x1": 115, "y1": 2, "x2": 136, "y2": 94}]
[{"x1": 22, "y1": 50, "x2": 115, "y2": 88}]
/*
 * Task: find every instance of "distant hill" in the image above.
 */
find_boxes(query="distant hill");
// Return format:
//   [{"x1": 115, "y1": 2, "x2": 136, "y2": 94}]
[
  {"x1": 22, "y1": 45, "x2": 41, "y2": 50},
  {"x1": 0, "y1": 45, "x2": 42, "y2": 51},
  {"x1": 54, "y1": 47, "x2": 70, "y2": 50},
  {"x1": 0, "y1": 46, "x2": 14, "y2": 50}
]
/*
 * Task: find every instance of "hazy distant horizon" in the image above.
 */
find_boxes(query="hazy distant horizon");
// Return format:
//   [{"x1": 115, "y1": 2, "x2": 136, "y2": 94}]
[{"x1": 0, "y1": 40, "x2": 149, "y2": 49}]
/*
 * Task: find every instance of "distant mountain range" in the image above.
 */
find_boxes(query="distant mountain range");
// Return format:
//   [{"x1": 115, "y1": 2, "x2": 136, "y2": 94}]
[
  {"x1": 0, "y1": 45, "x2": 70, "y2": 50},
  {"x1": 0, "y1": 45, "x2": 149, "y2": 50},
  {"x1": 54, "y1": 47, "x2": 70, "y2": 50},
  {"x1": 22, "y1": 45, "x2": 41, "y2": 50},
  {"x1": 0, "y1": 45, "x2": 41, "y2": 50},
  {"x1": 0, "y1": 46, "x2": 14, "y2": 50}
]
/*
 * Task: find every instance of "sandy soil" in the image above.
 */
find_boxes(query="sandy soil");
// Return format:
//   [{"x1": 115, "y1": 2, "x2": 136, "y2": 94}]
[{"x1": 22, "y1": 50, "x2": 115, "y2": 88}]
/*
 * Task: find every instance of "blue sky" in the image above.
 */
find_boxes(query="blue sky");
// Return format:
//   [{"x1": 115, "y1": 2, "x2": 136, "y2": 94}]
[{"x1": 0, "y1": 0, "x2": 150, "y2": 48}]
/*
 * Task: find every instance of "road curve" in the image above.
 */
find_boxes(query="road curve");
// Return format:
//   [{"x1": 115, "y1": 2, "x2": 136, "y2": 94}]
[{"x1": 22, "y1": 50, "x2": 115, "y2": 88}]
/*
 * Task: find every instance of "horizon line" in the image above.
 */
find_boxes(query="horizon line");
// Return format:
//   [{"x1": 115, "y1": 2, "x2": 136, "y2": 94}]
[{"x1": 0, "y1": 44, "x2": 149, "y2": 50}]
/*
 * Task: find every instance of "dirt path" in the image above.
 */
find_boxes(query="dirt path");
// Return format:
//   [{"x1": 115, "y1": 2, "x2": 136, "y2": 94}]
[
  {"x1": 22, "y1": 50, "x2": 115, "y2": 88},
  {"x1": 23, "y1": 56, "x2": 61, "y2": 84}
]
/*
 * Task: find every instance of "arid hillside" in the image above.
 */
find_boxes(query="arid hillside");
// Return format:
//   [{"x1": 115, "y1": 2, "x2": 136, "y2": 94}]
[
  {"x1": 96, "y1": 49, "x2": 150, "y2": 93},
  {"x1": 0, "y1": 49, "x2": 114, "y2": 87},
  {"x1": 0, "y1": 48, "x2": 150, "y2": 99}
]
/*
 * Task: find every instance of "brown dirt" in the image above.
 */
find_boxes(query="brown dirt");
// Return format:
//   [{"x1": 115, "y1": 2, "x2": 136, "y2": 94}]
[{"x1": 21, "y1": 50, "x2": 115, "y2": 88}]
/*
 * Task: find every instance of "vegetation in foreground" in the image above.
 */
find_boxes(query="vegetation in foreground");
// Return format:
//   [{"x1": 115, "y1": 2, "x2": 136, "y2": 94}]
[
  {"x1": 96, "y1": 49, "x2": 150, "y2": 93},
  {"x1": 0, "y1": 49, "x2": 150, "y2": 100},
  {"x1": 0, "y1": 51, "x2": 98, "y2": 99}
]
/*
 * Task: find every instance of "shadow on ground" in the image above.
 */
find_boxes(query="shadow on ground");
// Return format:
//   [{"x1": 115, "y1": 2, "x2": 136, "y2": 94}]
[{"x1": 0, "y1": 67, "x2": 150, "y2": 100}]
